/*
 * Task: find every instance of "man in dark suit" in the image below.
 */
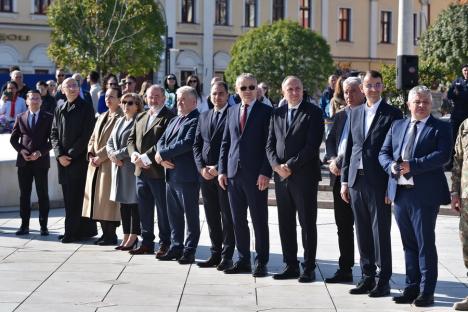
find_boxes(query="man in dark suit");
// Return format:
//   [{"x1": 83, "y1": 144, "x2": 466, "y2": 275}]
[
  {"x1": 324, "y1": 76, "x2": 365, "y2": 283},
  {"x1": 10, "y1": 90, "x2": 53, "y2": 236},
  {"x1": 127, "y1": 85, "x2": 175, "y2": 255},
  {"x1": 193, "y1": 81, "x2": 234, "y2": 271},
  {"x1": 50, "y1": 78, "x2": 97, "y2": 243},
  {"x1": 340, "y1": 70, "x2": 403, "y2": 297},
  {"x1": 218, "y1": 73, "x2": 273, "y2": 277},
  {"x1": 266, "y1": 76, "x2": 324, "y2": 282},
  {"x1": 156, "y1": 86, "x2": 200, "y2": 264},
  {"x1": 379, "y1": 86, "x2": 452, "y2": 307}
]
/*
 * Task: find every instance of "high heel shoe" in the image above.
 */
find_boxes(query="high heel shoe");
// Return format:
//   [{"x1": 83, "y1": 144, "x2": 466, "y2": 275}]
[
  {"x1": 115, "y1": 245, "x2": 125, "y2": 250},
  {"x1": 120, "y1": 238, "x2": 139, "y2": 251}
]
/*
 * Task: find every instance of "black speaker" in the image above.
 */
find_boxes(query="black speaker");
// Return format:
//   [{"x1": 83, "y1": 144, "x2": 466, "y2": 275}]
[{"x1": 396, "y1": 55, "x2": 419, "y2": 90}]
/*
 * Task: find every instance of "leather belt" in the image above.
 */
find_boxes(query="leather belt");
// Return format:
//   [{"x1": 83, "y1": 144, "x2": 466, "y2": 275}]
[
  {"x1": 398, "y1": 184, "x2": 414, "y2": 189},
  {"x1": 357, "y1": 169, "x2": 365, "y2": 176}
]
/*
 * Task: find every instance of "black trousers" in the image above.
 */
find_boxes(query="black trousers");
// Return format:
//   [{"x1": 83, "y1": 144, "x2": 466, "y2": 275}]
[
  {"x1": 349, "y1": 174, "x2": 392, "y2": 281},
  {"x1": 332, "y1": 177, "x2": 355, "y2": 271},
  {"x1": 120, "y1": 203, "x2": 141, "y2": 235},
  {"x1": 275, "y1": 175, "x2": 318, "y2": 270},
  {"x1": 61, "y1": 176, "x2": 97, "y2": 239},
  {"x1": 200, "y1": 178, "x2": 235, "y2": 260},
  {"x1": 17, "y1": 165, "x2": 50, "y2": 228}
]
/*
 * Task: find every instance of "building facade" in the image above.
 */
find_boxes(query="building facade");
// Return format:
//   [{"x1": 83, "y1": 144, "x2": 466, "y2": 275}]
[{"x1": 0, "y1": 0, "x2": 454, "y2": 93}]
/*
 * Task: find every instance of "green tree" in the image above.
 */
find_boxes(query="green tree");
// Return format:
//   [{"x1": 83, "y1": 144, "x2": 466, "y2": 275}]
[
  {"x1": 225, "y1": 20, "x2": 334, "y2": 100},
  {"x1": 419, "y1": 3, "x2": 468, "y2": 73},
  {"x1": 47, "y1": 0, "x2": 165, "y2": 76}
]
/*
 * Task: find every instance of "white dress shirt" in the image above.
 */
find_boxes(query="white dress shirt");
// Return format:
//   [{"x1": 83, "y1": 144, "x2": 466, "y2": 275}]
[{"x1": 359, "y1": 98, "x2": 382, "y2": 169}]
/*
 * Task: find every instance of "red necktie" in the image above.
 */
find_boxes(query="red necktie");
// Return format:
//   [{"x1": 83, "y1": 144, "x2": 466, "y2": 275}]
[{"x1": 240, "y1": 104, "x2": 249, "y2": 133}]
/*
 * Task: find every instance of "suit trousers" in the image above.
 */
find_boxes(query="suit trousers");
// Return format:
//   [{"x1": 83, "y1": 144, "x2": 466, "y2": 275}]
[
  {"x1": 61, "y1": 177, "x2": 97, "y2": 239},
  {"x1": 332, "y1": 177, "x2": 355, "y2": 271},
  {"x1": 349, "y1": 174, "x2": 392, "y2": 281},
  {"x1": 166, "y1": 181, "x2": 200, "y2": 255},
  {"x1": 136, "y1": 176, "x2": 169, "y2": 249},
  {"x1": 228, "y1": 169, "x2": 269, "y2": 265},
  {"x1": 394, "y1": 188, "x2": 438, "y2": 295},
  {"x1": 275, "y1": 176, "x2": 318, "y2": 269},
  {"x1": 120, "y1": 203, "x2": 141, "y2": 235},
  {"x1": 17, "y1": 165, "x2": 50, "y2": 228},
  {"x1": 200, "y1": 178, "x2": 235, "y2": 260}
]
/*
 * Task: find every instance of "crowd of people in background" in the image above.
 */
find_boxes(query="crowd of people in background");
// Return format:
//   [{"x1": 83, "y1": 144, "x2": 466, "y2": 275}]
[{"x1": 3, "y1": 63, "x2": 468, "y2": 310}]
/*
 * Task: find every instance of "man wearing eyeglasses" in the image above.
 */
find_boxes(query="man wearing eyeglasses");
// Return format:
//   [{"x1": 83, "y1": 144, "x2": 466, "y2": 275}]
[
  {"x1": 50, "y1": 78, "x2": 98, "y2": 243},
  {"x1": 127, "y1": 85, "x2": 175, "y2": 256},
  {"x1": 218, "y1": 73, "x2": 273, "y2": 277},
  {"x1": 266, "y1": 76, "x2": 324, "y2": 283},
  {"x1": 340, "y1": 70, "x2": 403, "y2": 297}
]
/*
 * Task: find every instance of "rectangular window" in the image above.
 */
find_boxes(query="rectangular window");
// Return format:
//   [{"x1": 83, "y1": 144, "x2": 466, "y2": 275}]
[
  {"x1": 413, "y1": 13, "x2": 418, "y2": 45},
  {"x1": 380, "y1": 11, "x2": 392, "y2": 43},
  {"x1": 181, "y1": 0, "x2": 195, "y2": 23},
  {"x1": 299, "y1": 0, "x2": 311, "y2": 28},
  {"x1": 245, "y1": 0, "x2": 256, "y2": 27},
  {"x1": 215, "y1": 0, "x2": 228, "y2": 25},
  {"x1": 0, "y1": 0, "x2": 13, "y2": 12},
  {"x1": 339, "y1": 8, "x2": 351, "y2": 41},
  {"x1": 272, "y1": 0, "x2": 284, "y2": 22},
  {"x1": 34, "y1": 0, "x2": 52, "y2": 15}
]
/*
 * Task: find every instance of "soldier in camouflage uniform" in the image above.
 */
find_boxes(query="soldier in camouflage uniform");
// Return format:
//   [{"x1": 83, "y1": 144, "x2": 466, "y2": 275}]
[{"x1": 451, "y1": 118, "x2": 468, "y2": 311}]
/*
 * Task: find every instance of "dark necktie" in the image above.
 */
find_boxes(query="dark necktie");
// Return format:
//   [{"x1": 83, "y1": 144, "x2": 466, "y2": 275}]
[
  {"x1": 402, "y1": 120, "x2": 420, "y2": 178},
  {"x1": 211, "y1": 111, "x2": 220, "y2": 133},
  {"x1": 287, "y1": 109, "x2": 296, "y2": 131},
  {"x1": 240, "y1": 104, "x2": 249, "y2": 133},
  {"x1": 31, "y1": 113, "x2": 36, "y2": 129}
]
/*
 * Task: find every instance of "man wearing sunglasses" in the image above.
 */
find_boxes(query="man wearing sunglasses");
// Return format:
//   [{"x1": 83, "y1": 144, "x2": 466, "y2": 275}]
[
  {"x1": 218, "y1": 73, "x2": 273, "y2": 277},
  {"x1": 122, "y1": 75, "x2": 137, "y2": 95}
]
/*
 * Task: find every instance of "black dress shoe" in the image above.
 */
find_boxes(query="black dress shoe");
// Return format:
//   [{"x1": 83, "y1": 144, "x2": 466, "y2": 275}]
[
  {"x1": 273, "y1": 265, "x2": 300, "y2": 280},
  {"x1": 40, "y1": 227, "x2": 49, "y2": 236},
  {"x1": 349, "y1": 277, "x2": 376, "y2": 294},
  {"x1": 178, "y1": 253, "x2": 195, "y2": 265},
  {"x1": 368, "y1": 281, "x2": 390, "y2": 297},
  {"x1": 58, "y1": 234, "x2": 65, "y2": 240},
  {"x1": 253, "y1": 263, "x2": 268, "y2": 277},
  {"x1": 325, "y1": 269, "x2": 353, "y2": 283},
  {"x1": 61, "y1": 236, "x2": 77, "y2": 243},
  {"x1": 157, "y1": 249, "x2": 183, "y2": 261},
  {"x1": 97, "y1": 238, "x2": 118, "y2": 246},
  {"x1": 197, "y1": 255, "x2": 221, "y2": 268},
  {"x1": 129, "y1": 245, "x2": 154, "y2": 255},
  {"x1": 393, "y1": 288, "x2": 420, "y2": 304},
  {"x1": 224, "y1": 261, "x2": 251, "y2": 274},
  {"x1": 216, "y1": 259, "x2": 233, "y2": 271},
  {"x1": 93, "y1": 235, "x2": 105, "y2": 245},
  {"x1": 298, "y1": 269, "x2": 316, "y2": 283},
  {"x1": 15, "y1": 227, "x2": 29, "y2": 235},
  {"x1": 413, "y1": 293, "x2": 434, "y2": 307}
]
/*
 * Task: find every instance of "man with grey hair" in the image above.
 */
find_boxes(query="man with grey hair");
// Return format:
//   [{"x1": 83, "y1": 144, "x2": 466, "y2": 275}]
[
  {"x1": 71, "y1": 73, "x2": 93, "y2": 106},
  {"x1": 219, "y1": 73, "x2": 272, "y2": 277},
  {"x1": 127, "y1": 84, "x2": 175, "y2": 255},
  {"x1": 325, "y1": 76, "x2": 365, "y2": 283},
  {"x1": 10, "y1": 70, "x2": 30, "y2": 99},
  {"x1": 379, "y1": 85, "x2": 452, "y2": 307},
  {"x1": 156, "y1": 86, "x2": 200, "y2": 264}
]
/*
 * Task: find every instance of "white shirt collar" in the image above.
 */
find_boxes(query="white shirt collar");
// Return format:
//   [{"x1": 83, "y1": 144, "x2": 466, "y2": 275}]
[
  {"x1": 214, "y1": 103, "x2": 228, "y2": 113},
  {"x1": 365, "y1": 98, "x2": 382, "y2": 113},
  {"x1": 410, "y1": 115, "x2": 430, "y2": 125}
]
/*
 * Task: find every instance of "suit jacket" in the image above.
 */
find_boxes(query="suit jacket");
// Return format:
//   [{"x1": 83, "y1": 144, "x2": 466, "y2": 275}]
[
  {"x1": 266, "y1": 100, "x2": 324, "y2": 183},
  {"x1": 379, "y1": 115, "x2": 452, "y2": 205},
  {"x1": 127, "y1": 106, "x2": 175, "y2": 179},
  {"x1": 219, "y1": 101, "x2": 273, "y2": 179},
  {"x1": 157, "y1": 109, "x2": 200, "y2": 183},
  {"x1": 325, "y1": 109, "x2": 348, "y2": 185},
  {"x1": 193, "y1": 106, "x2": 229, "y2": 172},
  {"x1": 10, "y1": 110, "x2": 53, "y2": 168},
  {"x1": 50, "y1": 96, "x2": 96, "y2": 184},
  {"x1": 341, "y1": 100, "x2": 403, "y2": 190}
]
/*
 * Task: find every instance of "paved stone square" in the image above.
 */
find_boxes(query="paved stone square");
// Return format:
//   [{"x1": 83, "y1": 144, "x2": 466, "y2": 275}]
[{"x1": 0, "y1": 206, "x2": 466, "y2": 312}]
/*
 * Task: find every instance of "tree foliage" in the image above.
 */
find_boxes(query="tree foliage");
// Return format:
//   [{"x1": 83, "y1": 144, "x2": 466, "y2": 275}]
[
  {"x1": 47, "y1": 0, "x2": 165, "y2": 75},
  {"x1": 225, "y1": 20, "x2": 334, "y2": 100},
  {"x1": 419, "y1": 3, "x2": 468, "y2": 73}
]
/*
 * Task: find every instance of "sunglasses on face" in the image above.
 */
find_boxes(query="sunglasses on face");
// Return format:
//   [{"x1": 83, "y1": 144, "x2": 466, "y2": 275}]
[
  {"x1": 122, "y1": 100, "x2": 135, "y2": 106},
  {"x1": 109, "y1": 82, "x2": 118, "y2": 86},
  {"x1": 57, "y1": 74, "x2": 65, "y2": 77},
  {"x1": 167, "y1": 77, "x2": 176, "y2": 81},
  {"x1": 240, "y1": 85, "x2": 256, "y2": 91},
  {"x1": 189, "y1": 80, "x2": 198, "y2": 83}
]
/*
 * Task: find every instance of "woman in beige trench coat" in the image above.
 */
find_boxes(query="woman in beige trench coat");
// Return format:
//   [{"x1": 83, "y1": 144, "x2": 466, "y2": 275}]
[{"x1": 82, "y1": 87, "x2": 123, "y2": 245}]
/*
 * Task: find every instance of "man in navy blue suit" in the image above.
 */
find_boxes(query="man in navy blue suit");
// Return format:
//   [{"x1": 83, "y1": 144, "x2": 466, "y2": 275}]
[
  {"x1": 266, "y1": 76, "x2": 324, "y2": 282},
  {"x1": 218, "y1": 73, "x2": 273, "y2": 277},
  {"x1": 379, "y1": 86, "x2": 452, "y2": 307},
  {"x1": 155, "y1": 86, "x2": 200, "y2": 264},
  {"x1": 341, "y1": 70, "x2": 403, "y2": 297},
  {"x1": 193, "y1": 81, "x2": 235, "y2": 271}
]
